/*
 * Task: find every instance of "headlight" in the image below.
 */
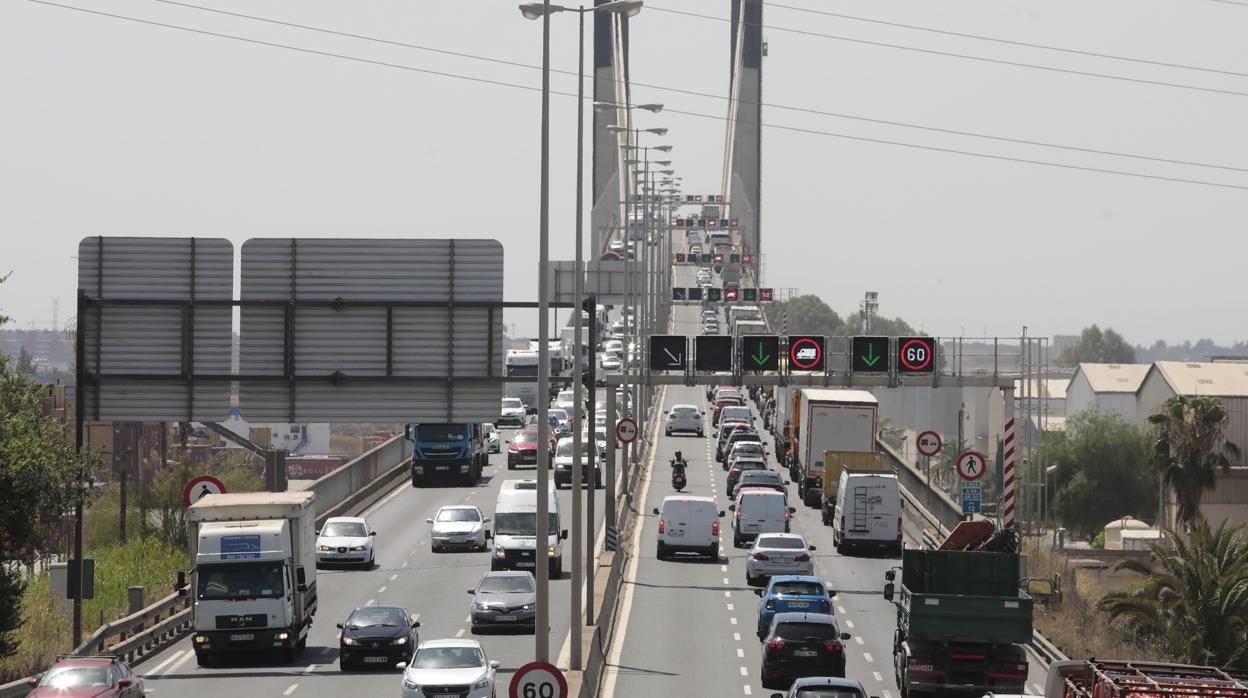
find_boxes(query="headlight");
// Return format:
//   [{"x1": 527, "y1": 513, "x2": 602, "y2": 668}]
[
  {"x1": 349, "y1": 546, "x2": 366, "y2": 551},
  {"x1": 473, "y1": 602, "x2": 490, "y2": 610},
  {"x1": 494, "y1": 547, "x2": 506, "y2": 558},
  {"x1": 522, "y1": 603, "x2": 535, "y2": 611},
  {"x1": 342, "y1": 636, "x2": 360, "y2": 646},
  {"x1": 403, "y1": 678, "x2": 419, "y2": 690},
  {"x1": 472, "y1": 676, "x2": 492, "y2": 690},
  {"x1": 548, "y1": 545, "x2": 557, "y2": 557},
  {"x1": 389, "y1": 636, "x2": 408, "y2": 646},
  {"x1": 318, "y1": 545, "x2": 332, "y2": 551}
]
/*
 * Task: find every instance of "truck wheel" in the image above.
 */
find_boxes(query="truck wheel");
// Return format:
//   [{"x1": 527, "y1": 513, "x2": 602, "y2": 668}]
[{"x1": 411, "y1": 475, "x2": 422, "y2": 488}]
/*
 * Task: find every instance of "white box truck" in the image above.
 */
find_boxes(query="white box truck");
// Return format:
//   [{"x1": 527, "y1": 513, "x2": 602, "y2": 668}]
[
  {"x1": 185, "y1": 491, "x2": 318, "y2": 665},
  {"x1": 794, "y1": 389, "x2": 878, "y2": 507}
]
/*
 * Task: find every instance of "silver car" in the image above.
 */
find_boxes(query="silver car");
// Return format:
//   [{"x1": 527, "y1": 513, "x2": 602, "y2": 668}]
[
  {"x1": 746, "y1": 533, "x2": 816, "y2": 586},
  {"x1": 427, "y1": 505, "x2": 490, "y2": 552},
  {"x1": 664, "y1": 404, "x2": 705, "y2": 437},
  {"x1": 468, "y1": 571, "x2": 537, "y2": 631},
  {"x1": 399, "y1": 639, "x2": 499, "y2": 698}
]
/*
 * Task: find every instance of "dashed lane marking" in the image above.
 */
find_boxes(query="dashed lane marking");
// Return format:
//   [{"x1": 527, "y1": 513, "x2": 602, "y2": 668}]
[
  {"x1": 733, "y1": 633, "x2": 742, "y2": 642},
  {"x1": 730, "y1": 617, "x2": 738, "y2": 625},
  {"x1": 845, "y1": 620, "x2": 854, "y2": 629},
  {"x1": 146, "y1": 650, "x2": 184, "y2": 676},
  {"x1": 283, "y1": 684, "x2": 298, "y2": 695},
  {"x1": 377, "y1": 586, "x2": 388, "y2": 594},
  {"x1": 739, "y1": 666, "x2": 748, "y2": 676},
  {"x1": 855, "y1": 636, "x2": 864, "y2": 645},
  {"x1": 389, "y1": 574, "x2": 398, "y2": 581},
  {"x1": 736, "y1": 648, "x2": 744, "y2": 658},
  {"x1": 873, "y1": 671, "x2": 883, "y2": 682},
  {"x1": 456, "y1": 629, "x2": 466, "y2": 638},
  {"x1": 863, "y1": 652, "x2": 873, "y2": 663},
  {"x1": 727, "y1": 603, "x2": 735, "y2": 611}
]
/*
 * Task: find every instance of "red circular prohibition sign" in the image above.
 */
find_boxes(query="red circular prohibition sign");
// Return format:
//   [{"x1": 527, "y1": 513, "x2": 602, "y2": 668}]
[
  {"x1": 788, "y1": 337, "x2": 823, "y2": 370},
  {"x1": 899, "y1": 338, "x2": 933, "y2": 371}
]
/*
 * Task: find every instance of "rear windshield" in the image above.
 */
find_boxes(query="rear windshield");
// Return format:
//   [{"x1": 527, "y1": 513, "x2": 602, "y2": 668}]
[
  {"x1": 758, "y1": 536, "x2": 805, "y2": 549},
  {"x1": 776, "y1": 621, "x2": 839, "y2": 640},
  {"x1": 772, "y1": 581, "x2": 826, "y2": 596},
  {"x1": 796, "y1": 689, "x2": 864, "y2": 698},
  {"x1": 735, "y1": 461, "x2": 767, "y2": 471},
  {"x1": 672, "y1": 406, "x2": 698, "y2": 415},
  {"x1": 502, "y1": 399, "x2": 523, "y2": 409}
]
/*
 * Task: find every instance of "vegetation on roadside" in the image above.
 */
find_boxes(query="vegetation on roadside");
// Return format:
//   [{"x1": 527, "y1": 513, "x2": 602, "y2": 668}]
[
  {"x1": 1148, "y1": 395, "x2": 1241, "y2": 527},
  {"x1": 1056, "y1": 324, "x2": 1135, "y2": 366},
  {"x1": 1044, "y1": 410, "x2": 1157, "y2": 536}
]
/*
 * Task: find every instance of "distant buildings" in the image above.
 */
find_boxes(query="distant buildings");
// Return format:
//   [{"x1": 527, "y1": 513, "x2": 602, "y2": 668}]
[{"x1": 1065, "y1": 363, "x2": 1150, "y2": 422}]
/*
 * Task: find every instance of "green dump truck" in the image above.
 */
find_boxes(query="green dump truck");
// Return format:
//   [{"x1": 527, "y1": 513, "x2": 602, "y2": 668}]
[{"x1": 884, "y1": 545, "x2": 1033, "y2": 698}]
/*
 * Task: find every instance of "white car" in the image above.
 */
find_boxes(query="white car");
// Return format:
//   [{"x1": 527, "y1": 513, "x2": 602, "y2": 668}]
[
  {"x1": 746, "y1": 533, "x2": 816, "y2": 586},
  {"x1": 726, "y1": 440, "x2": 767, "y2": 470},
  {"x1": 602, "y1": 339, "x2": 624, "y2": 355},
  {"x1": 399, "y1": 639, "x2": 499, "y2": 698},
  {"x1": 553, "y1": 436, "x2": 603, "y2": 489},
  {"x1": 554, "y1": 389, "x2": 576, "y2": 415},
  {"x1": 315, "y1": 516, "x2": 376, "y2": 568},
  {"x1": 427, "y1": 505, "x2": 490, "y2": 552},
  {"x1": 600, "y1": 354, "x2": 622, "y2": 371},
  {"x1": 499, "y1": 398, "x2": 527, "y2": 427},
  {"x1": 483, "y1": 423, "x2": 500, "y2": 453},
  {"x1": 664, "y1": 404, "x2": 704, "y2": 437},
  {"x1": 608, "y1": 239, "x2": 625, "y2": 254}
]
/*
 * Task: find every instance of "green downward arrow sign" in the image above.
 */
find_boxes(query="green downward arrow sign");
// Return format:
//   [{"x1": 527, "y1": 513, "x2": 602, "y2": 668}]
[
  {"x1": 752, "y1": 342, "x2": 771, "y2": 366},
  {"x1": 861, "y1": 343, "x2": 880, "y2": 367}
]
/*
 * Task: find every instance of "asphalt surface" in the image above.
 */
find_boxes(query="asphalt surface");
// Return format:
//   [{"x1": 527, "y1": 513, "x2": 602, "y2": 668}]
[
  {"x1": 598, "y1": 276, "x2": 1050, "y2": 698},
  {"x1": 138, "y1": 442, "x2": 607, "y2": 697}
]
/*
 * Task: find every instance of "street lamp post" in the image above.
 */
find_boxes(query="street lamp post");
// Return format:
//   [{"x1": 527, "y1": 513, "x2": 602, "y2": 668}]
[{"x1": 518, "y1": 0, "x2": 642, "y2": 667}]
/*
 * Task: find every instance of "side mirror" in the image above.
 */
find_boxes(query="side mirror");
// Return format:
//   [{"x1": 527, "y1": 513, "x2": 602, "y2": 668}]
[
  {"x1": 485, "y1": 530, "x2": 493, "y2": 540},
  {"x1": 884, "y1": 569, "x2": 896, "y2": 582},
  {"x1": 396, "y1": 662, "x2": 408, "y2": 670},
  {"x1": 827, "y1": 588, "x2": 837, "y2": 598},
  {"x1": 412, "y1": 620, "x2": 421, "y2": 628},
  {"x1": 652, "y1": 507, "x2": 660, "y2": 515},
  {"x1": 483, "y1": 517, "x2": 491, "y2": 523},
  {"x1": 561, "y1": 529, "x2": 569, "y2": 540},
  {"x1": 808, "y1": 545, "x2": 817, "y2": 552},
  {"x1": 26, "y1": 678, "x2": 38, "y2": 688},
  {"x1": 728, "y1": 504, "x2": 736, "y2": 512},
  {"x1": 489, "y1": 660, "x2": 501, "y2": 670},
  {"x1": 296, "y1": 567, "x2": 307, "y2": 586},
  {"x1": 426, "y1": 518, "x2": 434, "y2": 524},
  {"x1": 336, "y1": 622, "x2": 344, "y2": 629},
  {"x1": 117, "y1": 678, "x2": 133, "y2": 689},
  {"x1": 404, "y1": 424, "x2": 411, "y2": 439},
  {"x1": 718, "y1": 510, "x2": 726, "y2": 517},
  {"x1": 467, "y1": 589, "x2": 476, "y2": 595},
  {"x1": 753, "y1": 588, "x2": 764, "y2": 597},
  {"x1": 883, "y1": 582, "x2": 895, "y2": 602},
  {"x1": 788, "y1": 507, "x2": 797, "y2": 514},
  {"x1": 369, "y1": 531, "x2": 377, "y2": 536},
  {"x1": 840, "y1": 632, "x2": 851, "y2": 641}
]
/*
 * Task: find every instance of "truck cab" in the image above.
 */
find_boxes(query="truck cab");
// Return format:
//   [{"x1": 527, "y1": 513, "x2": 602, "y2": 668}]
[{"x1": 407, "y1": 422, "x2": 488, "y2": 487}]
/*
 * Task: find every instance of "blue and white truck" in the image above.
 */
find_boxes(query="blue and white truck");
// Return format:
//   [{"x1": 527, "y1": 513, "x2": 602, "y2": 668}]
[{"x1": 185, "y1": 491, "x2": 318, "y2": 666}]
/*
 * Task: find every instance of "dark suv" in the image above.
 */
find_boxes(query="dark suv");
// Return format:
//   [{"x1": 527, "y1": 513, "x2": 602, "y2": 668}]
[
  {"x1": 717, "y1": 425, "x2": 759, "y2": 464},
  {"x1": 760, "y1": 612, "x2": 850, "y2": 690}
]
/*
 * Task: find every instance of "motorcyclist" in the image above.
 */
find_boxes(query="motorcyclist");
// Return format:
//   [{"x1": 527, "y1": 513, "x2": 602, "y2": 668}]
[
  {"x1": 670, "y1": 451, "x2": 687, "y2": 470},
  {"x1": 670, "y1": 451, "x2": 688, "y2": 491}
]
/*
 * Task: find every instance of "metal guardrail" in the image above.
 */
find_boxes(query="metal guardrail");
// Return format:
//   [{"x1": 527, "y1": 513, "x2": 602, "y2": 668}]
[
  {"x1": 0, "y1": 435, "x2": 413, "y2": 696},
  {"x1": 880, "y1": 439, "x2": 1069, "y2": 669}
]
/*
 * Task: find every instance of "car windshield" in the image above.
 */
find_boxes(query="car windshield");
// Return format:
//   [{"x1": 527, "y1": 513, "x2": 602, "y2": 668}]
[
  {"x1": 734, "y1": 443, "x2": 764, "y2": 454},
  {"x1": 322, "y1": 521, "x2": 367, "y2": 537},
  {"x1": 556, "y1": 441, "x2": 595, "y2": 457},
  {"x1": 436, "y1": 508, "x2": 480, "y2": 523},
  {"x1": 759, "y1": 536, "x2": 806, "y2": 549},
  {"x1": 197, "y1": 563, "x2": 284, "y2": 601},
  {"x1": 776, "y1": 622, "x2": 838, "y2": 640},
  {"x1": 502, "y1": 399, "x2": 523, "y2": 409},
  {"x1": 478, "y1": 575, "x2": 536, "y2": 593},
  {"x1": 494, "y1": 512, "x2": 559, "y2": 536},
  {"x1": 416, "y1": 425, "x2": 465, "y2": 441},
  {"x1": 796, "y1": 689, "x2": 864, "y2": 698},
  {"x1": 735, "y1": 461, "x2": 766, "y2": 471},
  {"x1": 672, "y1": 406, "x2": 698, "y2": 415},
  {"x1": 38, "y1": 667, "x2": 110, "y2": 688},
  {"x1": 514, "y1": 431, "x2": 536, "y2": 444},
  {"x1": 773, "y1": 581, "x2": 826, "y2": 596},
  {"x1": 742, "y1": 473, "x2": 781, "y2": 484},
  {"x1": 410, "y1": 646, "x2": 484, "y2": 670},
  {"x1": 347, "y1": 607, "x2": 406, "y2": 627},
  {"x1": 550, "y1": 409, "x2": 568, "y2": 420}
]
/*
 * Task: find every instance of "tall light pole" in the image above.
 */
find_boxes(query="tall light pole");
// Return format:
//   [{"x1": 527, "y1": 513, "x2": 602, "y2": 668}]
[{"x1": 519, "y1": 0, "x2": 642, "y2": 667}]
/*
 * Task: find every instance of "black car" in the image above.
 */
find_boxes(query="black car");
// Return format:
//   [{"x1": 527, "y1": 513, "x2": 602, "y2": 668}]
[
  {"x1": 760, "y1": 612, "x2": 850, "y2": 690},
  {"x1": 337, "y1": 605, "x2": 420, "y2": 670},
  {"x1": 717, "y1": 426, "x2": 760, "y2": 464}
]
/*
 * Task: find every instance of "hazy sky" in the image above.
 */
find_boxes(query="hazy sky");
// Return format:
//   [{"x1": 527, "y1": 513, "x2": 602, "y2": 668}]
[{"x1": 2, "y1": 0, "x2": 1246, "y2": 345}]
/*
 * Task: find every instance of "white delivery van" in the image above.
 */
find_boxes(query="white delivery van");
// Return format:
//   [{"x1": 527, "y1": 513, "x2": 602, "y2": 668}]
[
  {"x1": 730, "y1": 490, "x2": 794, "y2": 547},
  {"x1": 653, "y1": 495, "x2": 724, "y2": 561},
  {"x1": 491, "y1": 480, "x2": 567, "y2": 577},
  {"x1": 831, "y1": 471, "x2": 901, "y2": 555}
]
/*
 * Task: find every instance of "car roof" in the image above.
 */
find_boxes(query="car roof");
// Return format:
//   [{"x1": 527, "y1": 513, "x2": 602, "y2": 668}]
[
  {"x1": 740, "y1": 470, "x2": 782, "y2": 479},
  {"x1": 351, "y1": 604, "x2": 407, "y2": 615},
  {"x1": 437, "y1": 504, "x2": 480, "y2": 512},
  {"x1": 480, "y1": 570, "x2": 534, "y2": 580},
  {"x1": 791, "y1": 677, "x2": 866, "y2": 690},
  {"x1": 50, "y1": 656, "x2": 116, "y2": 667},
  {"x1": 732, "y1": 459, "x2": 768, "y2": 468},
  {"x1": 325, "y1": 516, "x2": 366, "y2": 525},
  {"x1": 767, "y1": 575, "x2": 825, "y2": 587},
  {"x1": 671, "y1": 404, "x2": 699, "y2": 410},
  {"x1": 737, "y1": 488, "x2": 783, "y2": 499},
  {"x1": 417, "y1": 638, "x2": 484, "y2": 649},
  {"x1": 662, "y1": 495, "x2": 716, "y2": 504},
  {"x1": 757, "y1": 532, "x2": 807, "y2": 544},
  {"x1": 773, "y1": 611, "x2": 837, "y2": 624}
]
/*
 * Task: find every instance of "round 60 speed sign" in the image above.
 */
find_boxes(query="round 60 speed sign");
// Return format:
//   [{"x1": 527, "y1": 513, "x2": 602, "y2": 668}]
[
  {"x1": 956, "y1": 451, "x2": 988, "y2": 481},
  {"x1": 510, "y1": 661, "x2": 568, "y2": 698}
]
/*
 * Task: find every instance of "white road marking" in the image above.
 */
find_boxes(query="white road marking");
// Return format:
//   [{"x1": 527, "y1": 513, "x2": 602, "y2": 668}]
[
  {"x1": 845, "y1": 620, "x2": 855, "y2": 629},
  {"x1": 283, "y1": 684, "x2": 298, "y2": 695},
  {"x1": 165, "y1": 649, "x2": 194, "y2": 675},
  {"x1": 744, "y1": 686, "x2": 752, "y2": 695},
  {"x1": 723, "y1": 577, "x2": 730, "y2": 584},
  {"x1": 837, "y1": 605, "x2": 847, "y2": 613},
  {"x1": 724, "y1": 591, "x2": 732, "y2": 598},
  {"x1": 721, "y1": 565, "x2": 729, "y2": 572},
  {"x1": 883, "y1": 691, "x2": 893, "y2": 698},
  {"x1": 366, "y1": 598, "x2": 375, "y2": 606},
  {"x1": 730, "y1": 617, "x2": 738, "y2": 625},
  {"x1": 389, "y1": 574, "x2": 398, "y2": 581},
  {"x1": 727, "y1": 603, "x2": 734, "y2": 611},
  {"x1": 1032, "y1": 684, "x2": 1044, "y2": 695},
  {"x1": 855, "y1": 636, "x2": 864, "y2": 645},
  {"x1": 377, "y1": 586, "x2": 388, "y2": 594},
  {"x1": 361, "y1": 479, "x2": 409, "y2": 517},
  {"x1": 303, "y1": 664, "x2": 316, "y2": 674},
  {"x1": 864, "y1": 652, "x2": 873, "y2": 663},
  {"x1": 401, "y1": 561, "x2": 409, "y2": 568},
  {"x1": 873, "y1": 671, "x2": 883, "y2": 682},
  {"x1": 456, "y1": 629, "x2": 466, "y2": 638},
  {"x1": 465, "y1": 616, "x2": 471, "y2": 622},
  {"x1": 145, "y1": 650, "x2": 184, "y2": 676},
  {"x1": 736, "y1": 648, "x2": 744, "y2": 658},
  {"x1": 733, "y1": 632, "x2": 742, "y2": 642},
  {"x1": 739, "y1": 666, "x2": 748, "y2": 676}
]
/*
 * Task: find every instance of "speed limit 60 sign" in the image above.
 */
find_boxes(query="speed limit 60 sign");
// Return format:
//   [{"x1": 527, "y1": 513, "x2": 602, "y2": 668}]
[
  {"x1": 897, "y1": 336, "x2": 936, "y2": 374},
  {"x1": 510, "y1": 661, "x2": 568, "y2": 698}
]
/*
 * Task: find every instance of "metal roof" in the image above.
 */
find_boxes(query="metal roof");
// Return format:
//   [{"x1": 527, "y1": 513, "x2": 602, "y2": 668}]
[
  {"x1": 1013, "y1": 378, "x2": 1069, "y2": 400},
  {"x1": 1072, "y1": 363, "x2": 1150, "y2": 394},
  {"x1": 1145, "y1": 361, "x2": 1248, "y2": 397}
]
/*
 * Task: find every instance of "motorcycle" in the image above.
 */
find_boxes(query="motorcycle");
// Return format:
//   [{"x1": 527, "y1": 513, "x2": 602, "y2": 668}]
[{"x1": 670, "y1": 451, "x2": 688, "y2": 492}]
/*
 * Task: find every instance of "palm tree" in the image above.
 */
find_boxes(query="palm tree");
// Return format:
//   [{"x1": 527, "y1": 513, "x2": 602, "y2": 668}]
[
  {"x1": 1148, "y1": 395, "x2": 1242, "y2": 527},
  {"x1": 1098, "y1": 517, "x2": 1248, "y2": 667}
]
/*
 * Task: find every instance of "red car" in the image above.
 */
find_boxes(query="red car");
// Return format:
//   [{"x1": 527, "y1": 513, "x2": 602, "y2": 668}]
[
  {"x1": 506, "y1": 427, "x2": 556, "y2": 470},
  {"x1": 26, "y1": 656, "x2": 145, "y2": 697},
  {"x1": 712, "y1": 396, "x2": 744, "y2": 425}
]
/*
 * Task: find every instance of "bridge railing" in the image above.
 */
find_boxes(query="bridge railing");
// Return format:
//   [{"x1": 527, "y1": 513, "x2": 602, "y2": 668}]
[{"x1": 0, "y1": 434, "x2": 412, "y2": 696}]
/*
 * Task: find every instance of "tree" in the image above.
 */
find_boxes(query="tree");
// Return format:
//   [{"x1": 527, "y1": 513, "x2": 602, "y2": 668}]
[
  {"x1": 1045, "y1": 410, "x2": 1158, "y2": 536},
  {"x1": 843, "y1": 312, "x2": 917, "y2": 337},
  {"x1": 1098, "y1": 517, "x2": 1248, "y2": 667},
  {"x1": 762, "y1": 294, "x2": 844, "y2": 336},
  {"x1": 16, "y1": 347, "x2": 34, "y2": 375},
  {"x1": 1148, "y1": 395, "x2": 1242, "y2": 527},
  {"x1": 1056, "y1": 324, "x2": 1136, "y2": 366}
]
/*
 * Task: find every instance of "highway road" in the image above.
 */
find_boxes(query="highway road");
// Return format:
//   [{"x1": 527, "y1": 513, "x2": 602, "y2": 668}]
[
  {"x1": 598, "y1": 270, "x2": 1050, "y2": 698},
  {"x1": 138, "y1": 442, "x2": 607, "y2": 697}
]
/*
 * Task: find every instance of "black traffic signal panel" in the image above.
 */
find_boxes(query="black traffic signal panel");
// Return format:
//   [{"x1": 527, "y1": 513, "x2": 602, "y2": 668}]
[
  {"x1": 897, "y1": 336, "x2": 936, "y2": 374},
  {"x1": 700, "y1": 253, "x2": 713, "y2": 264},
  {"x1": 787, "y1": 335, "x2": 825, "y2": 371},
  {"x1": 852, "y1": 336, "x2": 889, "y2": 372},
  {"x1": 687, "y1": 286, "x2": 704, "y2": 301},
  {"x1": 706, "y1": 288, "x2": 722, "y2": 302},
  {"x1": 650, "y1": 335, "x2": 687, "y2": 372},
  {"x1": 695, "y1": 335, "x2": 734, "y2": 372},
  {"x1": 740, "y1": 335, "x2": 780, "y2": 372},
  {"x1": 672, "y1": 288, "x2": 686, "y2": 301},
  {"x1": 742, "y1": 288, "x2": 757, "y2": 302}
]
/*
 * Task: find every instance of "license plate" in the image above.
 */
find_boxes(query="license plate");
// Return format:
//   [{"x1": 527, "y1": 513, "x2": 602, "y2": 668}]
[
  {"x1": 794, "y1": 649, "x2": 818, "y2": 657},
  {"x1": 435, "y1": 465, "x2": 449, "y2": 471},
  {"x1": 745, "y1": 524, "x2": 759, "y2": 532},
  {"x1": 363, "y1": 656, "x2": 388, "y2": 663},
  {"x1": 517, "y1": 562, "x2": 535, "y2": 568},
  {"x1": 667, "y1": 530, "x2": 684, "y2": 537},
  {"x1": 434, "y1": 695, "x2": 457, "y2": 698},
  {"x1": 787, "y1": 601, "x2": 809, "y2": 609},
  {"x1": 496, "y1": 615, "x2": 517, "y2": 622},
  {"x1": 229, "y1": 633, "x2": 254, "y2": 642}
]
